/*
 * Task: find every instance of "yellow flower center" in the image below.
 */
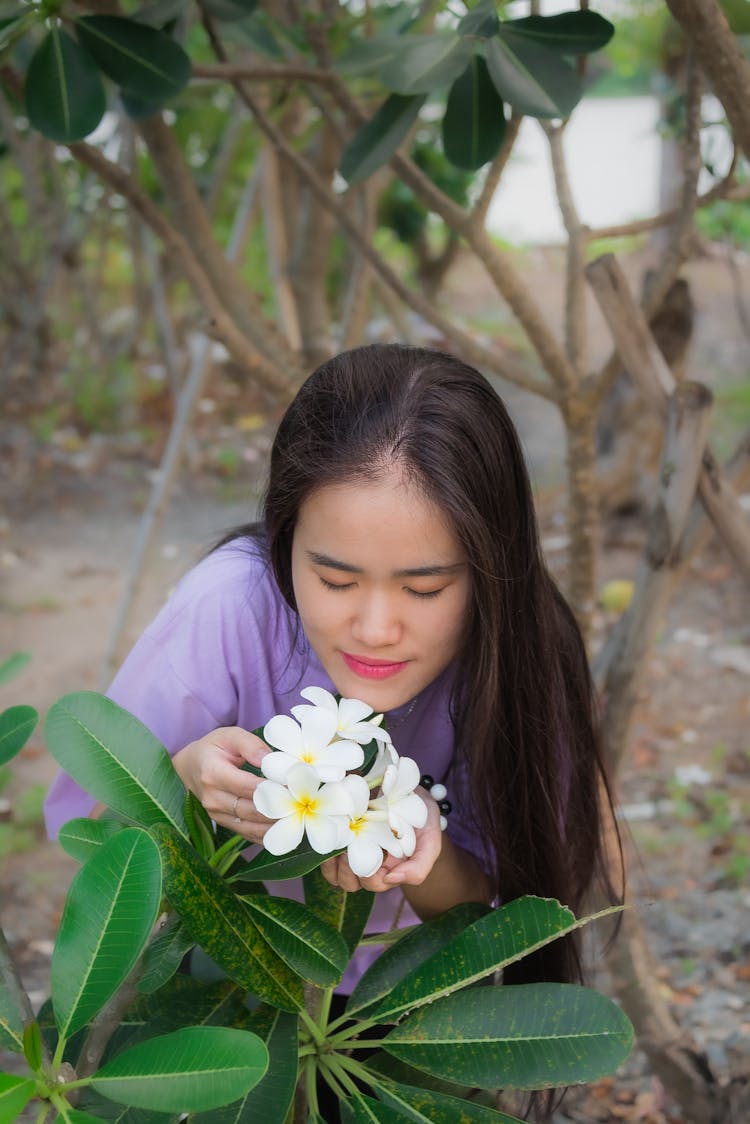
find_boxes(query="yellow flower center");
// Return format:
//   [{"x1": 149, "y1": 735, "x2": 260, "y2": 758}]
[
  {"x1": 301, "y1": 751, "x2": 315, "y2": 763},
  {"x1": 349, "y1": 816, "x2": 367, "y2": 835},
  {"x1": 295, "y1": 796, "x2": 318, "y2": 817}
]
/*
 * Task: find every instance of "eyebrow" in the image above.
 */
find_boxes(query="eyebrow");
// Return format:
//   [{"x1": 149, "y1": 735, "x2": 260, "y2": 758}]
[{"x1": 306, "y1": 551, "x2": 465, "y2": 578}]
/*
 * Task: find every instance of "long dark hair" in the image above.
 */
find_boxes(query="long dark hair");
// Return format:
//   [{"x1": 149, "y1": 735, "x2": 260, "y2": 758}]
[{"x1": 232, "y1": 343, "x2": 620, "y2": 990}]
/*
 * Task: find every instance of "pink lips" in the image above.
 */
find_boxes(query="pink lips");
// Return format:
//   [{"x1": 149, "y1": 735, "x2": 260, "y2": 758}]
[{"x1": 342, "y1": 652, "x2": 409, "y2": 680}]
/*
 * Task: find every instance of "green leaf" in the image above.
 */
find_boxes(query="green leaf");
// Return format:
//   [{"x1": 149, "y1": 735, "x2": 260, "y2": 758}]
[
  {"x1": 231, "y1": 839, "x2": 332, "y2": 883},
  {"x1": 379, "y1": 33, "x2": 475, "y2": 95},
  {"x1": 189, "y1": 1006, "x2": 297, "y2": 1124},
  {"x1": 243, "y1": 894, "x2": 348, "y2": 987},
  {"x1": 346, "y1": 901, "x2": 489, "y2": 1018},
  {"x1": 340, "y1": 93, "x2": 425, "y2": 185},
  {"x1": 151, "y1": 824, "x2": 304, "y2": 1012},
  {"x1": 0, "y1": 652, "x2": 30, "y2": 685},
  {"x1": 75, "y1": 16, "x2": 190, "y2": 104},
  {"x1": 442, "y1": 56, "x2": 506, "y2": 170},
  {"x1": 341, "y1": 1090, "x2": 412, "y2": 1122},
  {"x1": 184, "y1": 790, "x2": 216, "y2": 860},
  {"x1": 25, "y1": 25, "x2": 106, "y2": 143},
  {"x1": 335, "y1": 34, "x2": 411, "y2": 77},
  {"x1": 0, "y1": 977, "x2": 26, "y2": 1054},
  {"x1": 303, "y1": 867, "x2": 374, "y2": 956},
  {"x1": 45, "y1": 692, "x2": 188, "y2": 836},
  {"x1": 137, "y1": 915, "x2": 194, "y2": 994},
  {"x1": 22, "y1": 1019, "x2": 42, "y2": 1071},
  {"x1": 132, "y1": 0, "x2": 189, "y2": 30},
  {"x1": 0, "y1": 704, "x2": 37, "y2": 766},
  {"x1": 67, "y1": 1111, "x2": 115, "y2": 1124},
  {"x1": 201, "y1": 0, "x2": 260, "y2": 22},
  {"x1": 487, "y1": 31, "x2": 582, "y2": 118},
  {"x1": 458, "y1": 0, "x2": 500, "y2": 38},
  {"x1": 91, "y1": 1026, "x2": 268, "y2": 1112},
  {"x1": 0, "y1": 1074, "x2": 36, "y2": 1123},
  {"x1": 52, "y1": 828, "x2": 162, "y2": 1041},
  {"x1": 504, "y1": 12, "x2": 615, "y2": 56},
  {"x1": 374, "y1": 1075, "x2": 525, "y2": 1122},
  {"x1": 383, "y1": 983, "x2": 634, "y2": 1090},
  {"x1": 58, "y1": 817, "x2": 124, "y2": 863}
]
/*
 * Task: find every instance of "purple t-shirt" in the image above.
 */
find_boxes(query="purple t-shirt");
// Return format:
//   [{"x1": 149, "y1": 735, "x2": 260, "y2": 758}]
[{"x1": 44, "y1": 538, "x2": 484, "y2": 989}]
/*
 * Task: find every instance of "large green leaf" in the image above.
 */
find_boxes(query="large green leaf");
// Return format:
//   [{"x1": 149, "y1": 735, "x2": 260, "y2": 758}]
[
  {"x1": 442, "y1": 56, "x2": 507, "y2": 170},
  {"x1": 335, "y1": 34, "x2": 412, "y2": 77},
  {"x1": 0, "y1": 1073, "x2": 36, "y2": 1122},
  {"x1": 383, "y1": 983, "x2": 634, "y2": 1090},
  {"x1": 340, "y1": 1090, "x2": 412, "y2": 1123},
  {"x1": 0, "y1": 705, "x2": 37, "y2": 765},
  {"x1": 346, "y1": 902, "x2": 488, "y2": 1019},
  {"x1": 504, "y1": 12, "x2": 614, "y2": 55},
  {"x1": 58, "y1": 817, "x2": 124, "y2": 863},
  {"x1": 303, "y1": 867, "x2": 374, "y2": 956},
  {"x1": 379, "y1": 33, "x2": 475, "y2": 95},
  {"x1": 458, "y1": 0, "x2": 500, "y2": 38},
  {"x1": 75, "y1": 16, "x2": 190, "y2": 104},
  {"x1": 151, "y1": 824, "x2": 304, "y2": 1012},
  {"x1": 25, "y1": 25, "x2": 106, "y2": 142},
  {"x1": 374, "y1": 1076, "x2": 524, "y2": 1122},
  {"x1": 486, "y1": 32, "x2": 582, "y2": 118},
  {"x1": 52, "y1": 828, "x2": 162, "y2": 1041},
  {"x1": 91, "y1": 1026, "x2": 268, "y2": 1112},
  {"x1": 189, "y1": 1006, "x2": 297, "y2": 1124},
  {"x1": 45, "y1": 692, "x2": 188, "y2": 836},
  {"x1": 340, "y1": 93, "x2": 426, "y2": 186},
  {"x1": 243, "y1": 894, "x2": 349, "y2": 987}
]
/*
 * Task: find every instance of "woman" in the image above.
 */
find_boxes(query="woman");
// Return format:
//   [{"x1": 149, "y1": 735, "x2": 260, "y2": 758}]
[{"x1": 45, "y1": 342, "x2": 620, "y2": 992}]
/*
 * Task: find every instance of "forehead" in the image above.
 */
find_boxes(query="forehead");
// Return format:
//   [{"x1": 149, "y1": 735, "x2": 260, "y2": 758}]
[{"x1": 294, "y1": 471, "x2": 464, "y2": 568}]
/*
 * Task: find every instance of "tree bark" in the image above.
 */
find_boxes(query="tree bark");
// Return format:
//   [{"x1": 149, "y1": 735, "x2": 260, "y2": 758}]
[
  {"x1": 665, "y1": 0, "x2": 750, "y2": 162},
  {"x1": 564, "y1": 395, "x2": 599, "y2": 637}
]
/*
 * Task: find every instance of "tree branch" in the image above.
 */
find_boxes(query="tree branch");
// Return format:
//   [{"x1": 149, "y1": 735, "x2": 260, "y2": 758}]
[{"x1": 544, "y1": 121, "x2": 588, "y2": 376}]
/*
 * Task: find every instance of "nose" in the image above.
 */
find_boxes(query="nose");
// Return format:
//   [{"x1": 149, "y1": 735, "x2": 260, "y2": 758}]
[{"x1": 351, "y1": 590, "x2": 402, "y2": 649}]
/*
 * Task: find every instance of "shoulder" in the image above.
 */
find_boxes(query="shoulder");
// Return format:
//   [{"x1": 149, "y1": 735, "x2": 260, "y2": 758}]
[{"x1": 160, "y1": 536, "x2": 283, "y2": 626}]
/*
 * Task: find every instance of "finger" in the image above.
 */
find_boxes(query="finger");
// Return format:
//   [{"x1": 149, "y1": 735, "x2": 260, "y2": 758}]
[{"x1": 213, "y1": 727, "x2": 271, "y2": 769}]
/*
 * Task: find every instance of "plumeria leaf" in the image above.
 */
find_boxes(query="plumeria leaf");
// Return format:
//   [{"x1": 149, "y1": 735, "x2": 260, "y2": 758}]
[
  {"x1": 0, "y1": 652, "x2": 30, "y2": 685},
  {"x1": 45, "y1": 692, "x2": 188, "y2": 836},
  {"x1": 0, "y1": 704, "x2": 37, "y2": 765},
  {"x1": 362, "y1": 897, "x2": 621, "y2": 1022},
  {"x1": 90, "y1": 1026, "x2": 268, "y2": 1112},
  {"x1": 303, "y1": 866, "x2": 374, "y2": 955},
  {"x1": 137, "y1": 914, "x2": 194, "y2": 994},
  {"x1": 75, "y1": 16, "x2": 191, "y2": 104},
  {"x1": 504, "y1": 11, "x2": 615, "y2": 55},
  {"x1": 458, "y1": 0, "x2": 500, "y2": 38},
  {"x1": 346, "y1": 901, "x2": 488, "y2": 1018},
  {"x1": 189, "y1": 1006, "x2": 297, "y2": 1124},
  {"x1": 487, "y1": 31, "x2": 582, "y2": 118},
  {"x1": 383, "y1": 984, "x2": 634, "y2": 1090},
  {"x1": 373, "y1": 1075, "x2": 525, "y2": 1122},
  {"x1": 340, "y1": 1090, "x2": 412, "y2": 1122},
  {"x1": 0, "y1": 1075, "x2": 37, "y2": 1122},
  {"x1": 334, "y1": 34, "x2": 411, "y2": 77},
  {"x1": 22, "y1": 1019, "x2": 42, "y2": 1071},
  {"x1": 378, "y1": 33, "x2": 476, "y2": 95},
  {"x1": 230, "y1": 839, "x2": 341, "y2": 883},
  {"x1": 25, "y1": 25, "x2": 107, "y2": 143},
  {"x1": 184, "y1": 790, "x2": 216, "y2": 859},
  {"x1": 58, "y1": 817, "x2": 123, "y2": 863},
  {"x1": 340, "y1": 93, "x2": 426, "y2": 186},
  {"x1": 243, "y1": 894, "x2": 349, "y2": 987},
  {"x1": 442, "y1": 55, "x2": 507, "y2": 170},
  {"x1": 52, "y1": 828, "x2": 162, "y2": 1041},
  {"x1": 151, "y1": 824, "x2": 304, "y2": 1012}
]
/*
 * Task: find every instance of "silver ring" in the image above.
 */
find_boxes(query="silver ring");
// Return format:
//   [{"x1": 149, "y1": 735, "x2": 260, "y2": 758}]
[{"x1": 232, "y1": 795, "x2": 240, "y2": 822}]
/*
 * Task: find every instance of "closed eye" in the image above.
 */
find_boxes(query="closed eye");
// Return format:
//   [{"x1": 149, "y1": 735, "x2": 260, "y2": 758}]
[
  {"x1": 406, "y1": 587, "x2": 444, "y2": 600},
  {"x1": 319, "y1": 576, "x2": 355, "y2": 592}
]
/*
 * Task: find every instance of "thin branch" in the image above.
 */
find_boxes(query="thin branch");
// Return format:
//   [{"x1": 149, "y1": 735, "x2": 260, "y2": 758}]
[
  {"x1": 468, "y1": 113, "x2": 522, "y2": 231},
  {"x1": 192, "y1": 62, "x2": 339, "y2": 84},
  {"x1": 544, "y1": 120, "x2": 588, "y2": 375}
]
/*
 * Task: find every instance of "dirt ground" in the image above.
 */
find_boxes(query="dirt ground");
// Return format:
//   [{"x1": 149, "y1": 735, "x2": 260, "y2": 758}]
[{"x1": 1, "y1": 247, "x2": 749, "y2": 1121}]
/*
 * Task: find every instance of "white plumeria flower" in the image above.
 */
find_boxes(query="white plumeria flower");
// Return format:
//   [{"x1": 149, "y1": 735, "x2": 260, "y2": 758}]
[
  {"x1": 363, "y1": 740, "x2": 399, "y2": 787},
  {"x1": 261, "y1": 708, "x2": 363, "y2": 784},
  {"x1": 370, "y1": 756, "x2": 428, "y2": 857},
  {"x1": 291, "y1": 686, "x2": 392, "y2": 747},
  {"x1": 338, "y1": 774, "x2": 404, "y2": 878},
  {"x1": 254, "y1": 763, "x2": 353, "y2": 855}
]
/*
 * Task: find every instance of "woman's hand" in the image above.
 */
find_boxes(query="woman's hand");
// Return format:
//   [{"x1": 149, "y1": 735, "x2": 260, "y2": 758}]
[
  {"x1": 320, "y1": 786, "x2": 443, "y2": 895},
  {"x1": 173, "y1": 727, "x2": 271, "y2": 844}
]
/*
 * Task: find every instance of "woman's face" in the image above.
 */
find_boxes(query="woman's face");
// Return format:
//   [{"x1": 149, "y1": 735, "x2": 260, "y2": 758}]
[{"x1": 291, "y1": 468, "x2": 472, "y2": 713}]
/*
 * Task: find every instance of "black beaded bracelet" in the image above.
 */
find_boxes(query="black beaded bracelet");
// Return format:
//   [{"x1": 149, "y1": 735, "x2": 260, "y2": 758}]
[{"x1": 420, "y1": 774, "x2": 449, "y2": 831}]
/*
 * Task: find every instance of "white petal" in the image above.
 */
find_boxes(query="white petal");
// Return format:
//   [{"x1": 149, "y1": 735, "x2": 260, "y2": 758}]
[
  {"x1": 313, "y1": 761, "x2": 347, "y2": 783},
  {"x1": 383, "y1": 756, "x2": 421, "y2": 800},
  {"x1": 299, "y1": 706, "x2": 339, "y2": 750},
  {"x1": 263, "y1": 714, "x2": 304, "y2": 755},
  {"x1": 263, "y1": 816, "x2": 305, "y2": 854},
  {"x1": 318, "y1": 740, "x2": 363, "y2": 772},
  {"x1": 260, "y1": 751, "x2": 295, "y2": 783},
  {"x1": 346, "y1": 721, "x2": 393, "y2": 745},
  {"x1": 338, "y1": 696, "x2": 375, "y2": 726},
  {"x1": 347, "y1": 836, "x2": 384, "y2": 878},
  {"x1": 285, "y1": 762, "x2": 322, "y2": 801},
  {"x1": 306, "y1": 814, "x2": 343, "y2": 854},
  {"x1": 391, "y1": 791, "x2": 428, "y2": 828},
  {"x1": 341, "y1": 774, "x2": 371, "y2": 814},
  {"x1": 316, "y1": 780, "x2": 356, "y2": 817},
  {"x1": 253, "y1": 780, "x2": 295, "y2": 819},
  {"x1": 362, "y1": 814, "x2": 404, "y2": 858},
  {"x1": 391, "y1": 820, "x2": 416, "y2": 856},
  {"x1": 300, "y1": 686, "x2": 338, "y2": 712}
]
